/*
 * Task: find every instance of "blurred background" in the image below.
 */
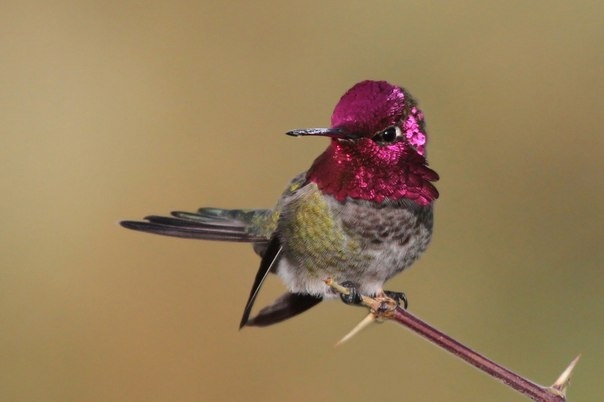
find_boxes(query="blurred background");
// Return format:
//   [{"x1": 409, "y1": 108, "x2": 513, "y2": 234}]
[{"x1": 1, "y1": 1, "x2": 603, "y2": 401}]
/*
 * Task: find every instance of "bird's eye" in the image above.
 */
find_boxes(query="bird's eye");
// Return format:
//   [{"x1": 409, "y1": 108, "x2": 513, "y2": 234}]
[{"x1": 372, "y1": 126, "x2": 401, "y2": 144}]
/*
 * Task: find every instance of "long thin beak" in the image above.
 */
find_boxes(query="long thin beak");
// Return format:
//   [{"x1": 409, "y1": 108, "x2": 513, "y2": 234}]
[{"x1": 286, "y1": 127, "x2": 348, "y2": 138}]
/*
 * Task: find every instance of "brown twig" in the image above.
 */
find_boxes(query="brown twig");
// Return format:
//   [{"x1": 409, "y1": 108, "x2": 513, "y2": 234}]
[{"x1": 325, "y1": 278, "x2": 579, "y2": 402}]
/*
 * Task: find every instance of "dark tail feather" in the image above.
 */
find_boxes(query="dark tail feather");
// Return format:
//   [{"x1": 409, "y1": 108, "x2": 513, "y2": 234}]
[
  {"x1": 120, "y1": 210, "x2": 270, "y2": 243},
  {"x1": 245, "y1": 293, "x2": 323, "y2": 327}
]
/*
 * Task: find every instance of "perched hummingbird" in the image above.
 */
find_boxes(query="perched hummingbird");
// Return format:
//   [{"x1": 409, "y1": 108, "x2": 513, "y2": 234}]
[{"x1": 121, "y1": 80, "x2": 439, "y2": 328}]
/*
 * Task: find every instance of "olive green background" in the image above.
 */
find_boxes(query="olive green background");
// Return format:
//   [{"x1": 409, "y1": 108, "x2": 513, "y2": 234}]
[{"x1": 2, "y1": 1, "x2": 603, "y2": 401}]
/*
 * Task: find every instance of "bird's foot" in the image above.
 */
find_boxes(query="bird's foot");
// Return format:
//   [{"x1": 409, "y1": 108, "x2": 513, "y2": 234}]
[
  {"x1": 338, "y1": 281, "x2": 363, "y2": 305},
  {"x1": 382, "y1": 290, "x2": 408, "y2": 310},
  {"x1": 337, "y1": 282, "x2": 408, "y2": 310},
  {"x1": 370, "y1": 290, "x2": 405, "y2": 318}
]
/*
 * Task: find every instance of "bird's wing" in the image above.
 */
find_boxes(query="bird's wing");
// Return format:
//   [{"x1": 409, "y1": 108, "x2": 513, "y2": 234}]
[
  {"x1": 238, "y1": 174, "x2": 324, "y2": 327},
  {"x1": 239, "y1": 235, "x2": 283, "y2": 328}
]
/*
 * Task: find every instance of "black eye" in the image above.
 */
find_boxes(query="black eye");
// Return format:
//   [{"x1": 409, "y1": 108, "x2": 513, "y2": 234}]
[
  {"x1": 372, "y1": 126, "x2": 401, "y2": 144},
  {"x1": 382, "y1": 127, "x2": 398, "y2": 142}
]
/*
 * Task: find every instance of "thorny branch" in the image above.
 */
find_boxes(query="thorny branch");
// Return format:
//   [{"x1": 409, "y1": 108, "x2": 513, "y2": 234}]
[{"x1": 325, "y1": 278, "x2": 579, "y2": 402}]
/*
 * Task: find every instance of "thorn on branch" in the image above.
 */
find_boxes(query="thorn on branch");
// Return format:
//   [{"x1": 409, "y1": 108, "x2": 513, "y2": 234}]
[{"x1": 324, "y1": 277, "x2": 579, "y2": 402}]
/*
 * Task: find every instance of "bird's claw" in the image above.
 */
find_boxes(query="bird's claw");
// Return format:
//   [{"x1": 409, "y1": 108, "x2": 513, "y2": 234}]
[
  {"x1": 383, "y1": 290, "x2": 408, "y2": 309},
  {"x1": 339, "y1": 281, "x2": 363, "y2": 305}
]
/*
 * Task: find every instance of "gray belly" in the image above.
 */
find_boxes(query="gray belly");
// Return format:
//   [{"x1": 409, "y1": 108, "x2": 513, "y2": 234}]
[{"x1": 276, "y1": 184, "x2": 434, "y2": 297}]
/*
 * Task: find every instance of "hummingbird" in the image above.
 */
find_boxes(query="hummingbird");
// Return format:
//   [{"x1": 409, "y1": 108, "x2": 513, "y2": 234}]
[{"x1": 121, "y1": 80, "x2": 439, "y2": 328}]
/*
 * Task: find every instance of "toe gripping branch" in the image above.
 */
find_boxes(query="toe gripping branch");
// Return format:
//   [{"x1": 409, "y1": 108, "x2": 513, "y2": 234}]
[{"x1": 337, "y1": 280, "x2": 408, "y2": 313}]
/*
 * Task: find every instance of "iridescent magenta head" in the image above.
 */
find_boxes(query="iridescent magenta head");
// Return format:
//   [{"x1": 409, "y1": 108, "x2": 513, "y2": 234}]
[
  {"x1": 330, "y1": 80, "x2": 428, "y2": 156},
  {"x1": 287, "y1": 80, "x2": 439, "y2": 205}
]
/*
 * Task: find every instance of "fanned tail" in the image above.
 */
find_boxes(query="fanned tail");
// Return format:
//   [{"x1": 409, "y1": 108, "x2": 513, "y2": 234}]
[
  {"x1": 120, "y1": 208, "x2": 273, "y2": 243},
  {"x1": 122, "y1": 207, "x2": 322, "y2": 326},
  {"x1": 121, "y1": 178, "x2": 324, "y2": 327}
]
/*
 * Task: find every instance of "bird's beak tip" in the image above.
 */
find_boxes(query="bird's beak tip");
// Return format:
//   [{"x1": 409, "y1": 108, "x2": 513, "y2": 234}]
[{"x1": 285, "y1": 128, "x2": 343, "y2": 138}]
